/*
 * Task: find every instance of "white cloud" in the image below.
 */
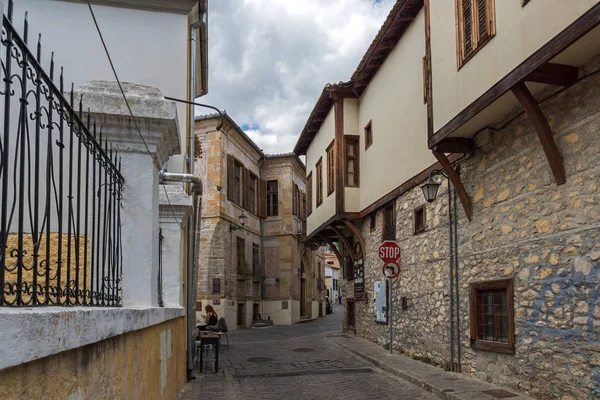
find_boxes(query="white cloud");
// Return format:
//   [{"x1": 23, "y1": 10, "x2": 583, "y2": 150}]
[{"x1": 198, "y1": 0, "x2": 394, "y2": 154}]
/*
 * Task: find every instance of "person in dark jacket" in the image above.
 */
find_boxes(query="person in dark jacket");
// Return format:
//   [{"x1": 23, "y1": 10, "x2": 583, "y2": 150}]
[{"x1": 198, "y1": 305, "x2": 219, "y2": 331}]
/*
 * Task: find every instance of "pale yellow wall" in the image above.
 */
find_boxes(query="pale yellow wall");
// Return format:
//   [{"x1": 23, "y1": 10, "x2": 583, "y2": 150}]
[
  {"x1": 307, "y1": 107, "x2": 336, "y2": 234},
  {"x1": 0, "y1": 317, "x2": 186, "y2": 400},
  {"x1": 431, "y1": 0, "x2": 597, "y2": 131},
  {"x1": 357, "y1": 10, "x2": 435, "y2": 210}
]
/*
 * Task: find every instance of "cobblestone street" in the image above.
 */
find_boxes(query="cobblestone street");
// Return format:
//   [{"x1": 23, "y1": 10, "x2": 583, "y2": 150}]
[{"x1": 181, "y1": 306, "x2": 437, "y2": 400}]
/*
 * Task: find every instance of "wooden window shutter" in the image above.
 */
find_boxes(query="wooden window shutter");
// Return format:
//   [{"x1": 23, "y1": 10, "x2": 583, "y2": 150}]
[
  {"x1": 292, "y1": 184, "x2": 298, "y2": 216},
  {"x1": 259, "y1": 179, "x2": 267, "y2": 218},
  {"x1": 462, "y1": 0, "x2": 473, "y2": 57},
  {"x1": 477, "y1": 0, "x2": 489, "y2": 43},
  {"x1": 242, "y1": 167, "x2": 249, "y2": 210},
  {"x1": 227, "y1": 154, "x2": 234, "y2": 201}
]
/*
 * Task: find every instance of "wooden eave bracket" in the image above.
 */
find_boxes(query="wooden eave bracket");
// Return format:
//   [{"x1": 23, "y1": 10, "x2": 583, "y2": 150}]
[
  {"x1": 330, "y1": 225, "x2": 356, "y2": 259},
  {"x1": 317, "y1": 234, "x2": 344, "y2": 266},
  {"x1": 432, "y1": 150, "x2": 473, "y2": 221},
  {"x1": 511, "y1": 82, "x2": 566, "y2": 185},
  {"x1": 339, "y1": 219, "x2": 366, "y2": 258},
  {"x1": 432, "y1": 138, "x2": 474, "y2": 154},
  {"x1": 525, "y1": 63, "x2": 579, "y2": 86}
]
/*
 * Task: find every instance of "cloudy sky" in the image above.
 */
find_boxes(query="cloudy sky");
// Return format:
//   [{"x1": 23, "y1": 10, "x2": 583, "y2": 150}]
[{"x1": 198, "y1": 0, "x2": 394, "y2": 155}]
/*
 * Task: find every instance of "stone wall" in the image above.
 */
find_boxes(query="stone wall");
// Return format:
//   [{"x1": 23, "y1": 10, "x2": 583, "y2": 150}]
[
  {"x1": 350, "y1": 180, "x2": 451, "y2": 366},
  {"x1": 454, "y1": 64, "x2": 600, "y2": 400}
]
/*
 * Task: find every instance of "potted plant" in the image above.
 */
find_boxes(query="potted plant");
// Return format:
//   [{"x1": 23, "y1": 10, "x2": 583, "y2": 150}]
[
  {"x1": 252, "y1": 267, "x2": 264, "y2": 283},
  {"x1": 237, "y1": 259, "x2": 252, "y2": 280}
]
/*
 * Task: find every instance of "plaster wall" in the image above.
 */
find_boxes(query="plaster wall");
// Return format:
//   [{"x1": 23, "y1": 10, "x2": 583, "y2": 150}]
[
  {"x1": 306, "y1": 108, "x2": 336, "y2": 234},
  {"x1": 311, "y1": 300, "x2": 320, "y2": 320},
  {"x1": 0, "y1": 316, "x2": 186, "y2": 400},
  {"x1": 11, "y1": 0, "x2": 188, "y2": 171},
  {"x1": 430, "y1": 0, "x2": 597, "y2": 132},
  {"x1": 357, "y1": 10, "x2": 435, "y2": 210},
  {"x1": 262, "y1": 300, "x2": 292, "y2": 325}
]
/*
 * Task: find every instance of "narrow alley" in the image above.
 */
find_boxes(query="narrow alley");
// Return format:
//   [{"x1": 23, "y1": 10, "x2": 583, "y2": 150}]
[{"x1": 181, "y1": 306, "x2": 437, "y2": 400}]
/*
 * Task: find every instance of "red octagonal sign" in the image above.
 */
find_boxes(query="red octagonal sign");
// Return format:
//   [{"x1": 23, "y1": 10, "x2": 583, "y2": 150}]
[{"x1": 378, "y1": 240, "x2": 401, "y2": 264}]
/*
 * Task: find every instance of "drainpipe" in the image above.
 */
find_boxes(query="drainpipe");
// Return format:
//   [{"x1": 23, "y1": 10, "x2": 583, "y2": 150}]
[
  {"x1": 453, "y1": 165, "x2": 461, "y2": 371},
  {"x1": 259, "y1": 158, "x2": 265, "y2": 319},
  {"x1": 448, "y1": 178, "x2": 455, "y2": 372}
]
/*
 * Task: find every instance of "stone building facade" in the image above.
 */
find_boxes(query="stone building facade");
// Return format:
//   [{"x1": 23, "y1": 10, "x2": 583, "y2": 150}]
[{"x1": 194, "y1": 114, "x2": 324, "y2": 330}]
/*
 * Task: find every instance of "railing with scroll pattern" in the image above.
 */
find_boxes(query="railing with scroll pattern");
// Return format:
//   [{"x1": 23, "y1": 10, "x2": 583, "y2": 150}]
[{"x1": 0, "y1": 0, "x2": 124, "y2": 306}]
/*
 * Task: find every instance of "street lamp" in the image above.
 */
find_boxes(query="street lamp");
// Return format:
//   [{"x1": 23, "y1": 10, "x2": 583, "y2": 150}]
[
  {"x1": 421, "y1": 169, "x2": 445, "y2": 203},
  {"x1": 230, "y1": 211, "x2": 247, "y2": 232}
]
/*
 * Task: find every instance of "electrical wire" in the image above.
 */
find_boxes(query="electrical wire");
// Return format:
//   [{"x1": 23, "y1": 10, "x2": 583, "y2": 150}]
[{"x1": 86, "y1": 0, "x2": 182, "y2": 229}]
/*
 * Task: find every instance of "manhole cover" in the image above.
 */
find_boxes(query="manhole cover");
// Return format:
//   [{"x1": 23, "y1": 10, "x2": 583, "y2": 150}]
[
  {"x1": 292, "y1": 348, "x2": 315, "y2": 353},
  {"x1": 482, "y1": 389, "x2": 518, "y2": 399},
  {"x1": 247, "y1": 357, "x2": 273, "y2": 363}
]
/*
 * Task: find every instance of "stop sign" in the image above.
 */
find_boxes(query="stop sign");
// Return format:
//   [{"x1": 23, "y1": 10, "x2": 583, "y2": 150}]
[{"x1": 378, "y1": 240, "x2": 401, "y2": 263}]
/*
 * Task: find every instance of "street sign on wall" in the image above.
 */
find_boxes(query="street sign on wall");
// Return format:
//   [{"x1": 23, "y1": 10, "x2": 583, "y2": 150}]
[
  {"x1": 378, "y1": 240, "x2": 401, "y2": 264},
  {"x1": 354, "y1": 258, "x2": 364, "y2": 301}
]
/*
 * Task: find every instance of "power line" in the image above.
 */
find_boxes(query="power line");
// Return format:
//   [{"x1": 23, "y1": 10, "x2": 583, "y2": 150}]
[{"x1": 86, "y1": 0, "x2": 182, "y2": 229}]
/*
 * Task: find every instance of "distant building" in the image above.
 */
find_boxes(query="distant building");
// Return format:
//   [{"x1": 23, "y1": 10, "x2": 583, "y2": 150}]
[
  {"x1": 194, "y1": 114, "x2": 325, "y2": 329},
  {"x1": 322, "y1": 250, "x2": 340, "y2": 302}
]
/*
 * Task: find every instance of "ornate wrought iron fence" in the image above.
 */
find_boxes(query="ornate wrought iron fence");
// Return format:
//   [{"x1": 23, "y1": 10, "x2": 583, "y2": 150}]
[{"x1": 0, "y1": 1, "x2": 124, "y2": 306}]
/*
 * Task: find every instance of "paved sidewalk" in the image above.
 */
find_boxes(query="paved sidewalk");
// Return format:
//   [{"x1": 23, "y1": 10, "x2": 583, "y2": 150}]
[{"x1": 327, "y1": 334, "x2": 534, "y2": 400}]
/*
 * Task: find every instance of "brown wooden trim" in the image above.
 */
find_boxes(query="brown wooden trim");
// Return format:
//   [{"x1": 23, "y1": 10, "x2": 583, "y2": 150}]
[
  {"x1": 526, "y1": 62, "x2": 579, "y2": 86},
  {"x1": 317, "y1": 234, "x2": 343, "y2": 267},
  {"x1": 334, "y1": 98, "x2": 345, "y2": 214},
  {"x1": 340, "y1": 219, "x2": 367, "y2": 258},
  {"x1": 424, "y1": 0, "x2": 434, "y2": 140},
  {"x1": 326, "y1": 139, "x2": 336, "y2": 196},
  {"x1": 511, "y1": 82, "x2": 565, "y2": 185},
  {"x1": 344, "y1": 135, "x2": 360, "y2": 188},
  {"x1": 306, "y1": 172, "x2": 313, "y2": 217},
  {"x1": 432, "y1": 150, "x2": 473, "y2": 220},
  {"x1": 422, "y1": 55, "x2": 428, "y2": 104},
  {"x1": 330, "y1": 225, "x2": 356, "y2": 259},
  {"x1": 469, "y1": 278, "x2": 515, "y2": 355},
  {"x1": 315, "y1": 157, "x2": 323, "y2": 207},
  {"x1": 430, "y1": 3, "x2": 600, "y2": 148},
  {"x1": 307, "y1": 213, "x2": 340, "y2": 241},
  {"x1": 432, "y1": 138, "x2": 474, "y2": 154},
  {"x1": 364, "y1": 120, "x2": 373, "y2": 150}
]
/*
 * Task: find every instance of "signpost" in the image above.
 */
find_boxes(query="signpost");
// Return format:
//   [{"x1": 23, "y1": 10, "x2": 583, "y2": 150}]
[{"x1": 379, "y1": 240, "x2": 401, "y2": 354}]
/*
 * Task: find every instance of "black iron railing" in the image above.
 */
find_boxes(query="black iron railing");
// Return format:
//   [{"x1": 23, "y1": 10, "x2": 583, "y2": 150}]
[{"x1": 0, "y1": 1, "x2": 124, "y2": 307}]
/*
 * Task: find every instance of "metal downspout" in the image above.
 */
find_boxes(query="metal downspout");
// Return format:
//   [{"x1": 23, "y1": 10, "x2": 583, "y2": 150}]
[
  {"x1": 448, "y1": 178, "x2": 455, "y2": 372},
  {"x1": 259, "y1": 158, "x2": 265, "y2": 318},
  {"x1": 453, "y1": 167, "x2": 461, "y2": 371}
]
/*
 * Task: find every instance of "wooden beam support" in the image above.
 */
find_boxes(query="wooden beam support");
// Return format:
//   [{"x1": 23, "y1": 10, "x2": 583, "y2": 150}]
[
  {"x1": 432, "y1": 138, "x2": 474, "y2": 154},
  {"x1": 511, "y1": 82, "x2": 566, "y2": 185},
  {"x1": 526, "y1": 63, "x2": 579, "y2": 86},
  {"x1": 432, "y1": 150, "x2": 473, "y2": 220},
  {"x1": 339, "y1": 219, "x2": 366, "y2": 257},
  {"x1": 317, "y1": 235, "x2": 344, "y2": 267},
  {"x1": 330, "y1": 225, "x2": 356, "y2": 259}
]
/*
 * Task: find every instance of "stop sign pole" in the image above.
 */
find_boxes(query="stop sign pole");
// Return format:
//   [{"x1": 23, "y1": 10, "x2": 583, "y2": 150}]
[{"x1": 379, "y1": 241, "x2": 401, "y2": 354}]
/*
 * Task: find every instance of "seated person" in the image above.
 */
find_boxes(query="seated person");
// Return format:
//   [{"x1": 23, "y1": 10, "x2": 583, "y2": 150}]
[{"x1": 198, "y1": 305, "x2": 219, "y2": 332}]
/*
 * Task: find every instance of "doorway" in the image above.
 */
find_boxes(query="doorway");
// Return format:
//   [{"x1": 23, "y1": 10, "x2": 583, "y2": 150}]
[
  {"x1": 300, "y1": 278, "x2": 307, "y2": 317},
  {"x1": 347, "y1": 300, "x2": 356, "y2": 331},
  {"x1": 253, "y1": 303, "x2": 260, "y2": 322},
  {"x1": 237, "y1": 302, "x2": 245, "y2": 327}
]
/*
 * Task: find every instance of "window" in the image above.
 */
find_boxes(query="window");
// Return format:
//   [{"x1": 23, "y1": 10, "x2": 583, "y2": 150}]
[
  {"x1": 469, "y1": 279, "x2": 514, "y2": 354},
  {"x1": 292, "y1": 183, "x2": 298, "y2": 216},
  {"x1": 422, "y1": 55, "x2": 428, "y2": 104},
  {"x1": 248, "y1": 173, "x2": 257, "y2": 214},
  {"x1": 301, "y1": 192, "x2": 306, "y2": 219},
  {"x1": 316, "y1": 158, "x2": 323, "y2": 207},
  {"x1": 364, "y1": 120, "x2": 373, "y2": 150},
  {"x1": 369, "y1": 213, "x2": 376, "y2": 232},
  {"x1": 382, "y1": 203, "x2": 395, "y2": 241},
  {"x1": 456, "y1": 0, "x2": 496, "y2": 69},
  {"x1": 414, "y1": 206, "x2": 426, "y2": 234},
  {"x1": 252, "y1": 243, "x2": 260, "y2": 277},
  {"x1": 267, "y1": 180, "x2": 278, "y2": 216},
  {"x1": 326, "y1": 140, "x2": 335, "y2": 196},
  {"x1": 212, "y1": 278, "x2": 221, "y2": 295},
  {"x1": 237, "y1": 237, "x2": 246, "y2": 271},
  {"x1": 227, "y1": 154, "x2": 243, "y2": 205},
  {"x1": 345, "y1": 136, "x2": 359, "y2": 187},
  {"x1": 307, "y1": 172, "x2": 313, "y2": 216}
]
